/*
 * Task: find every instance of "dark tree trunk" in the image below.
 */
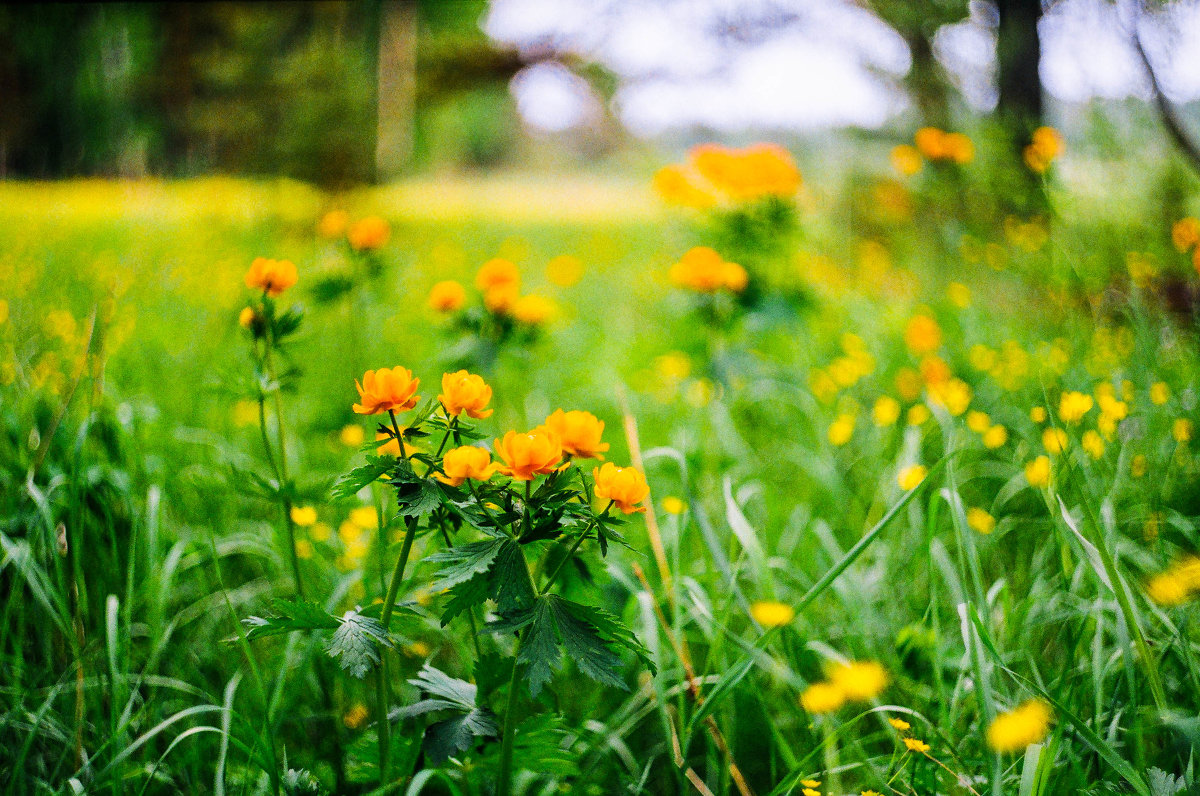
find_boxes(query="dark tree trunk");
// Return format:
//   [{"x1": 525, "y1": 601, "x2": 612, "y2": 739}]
[{"x1": 995, "y1": 0, "x2": 1043, "y2": 131}]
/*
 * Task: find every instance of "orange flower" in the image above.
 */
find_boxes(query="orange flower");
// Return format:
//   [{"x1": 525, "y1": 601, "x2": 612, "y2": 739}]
[
  {"x1": 943, "y1": 132, "x2": 974, "y2": 164},
  {"x1": 512, "y1": 294, "x2": 557, "y2": 325},
  {"x1": 439, "y1": 370, "x2": 493, "y2": 419},
  {"x1": 347, "y1": 215, "x2": 390, "y2": 251},
  {"x1": 544, "y1": 409, "x2": 609, "y2": 459},
  {"x1": 669, "y1": 246, "x2": 747, "y2": 293},
  {"x1": 493, "y1": 429, "x2": 563, "y2": 481},
  {"x1": 436, "y1": 445, "x2": 497, "y2": 486},
  {"x1": 690, "y1": 143, "x2": 800, "y2": 201},
  {"x1": 1172, "y1": 217, "x2": 1200, "y2": 253},
  {"x1": 592, "y1": 462, "x2": 649, "y2": 514},
  {"x1": 914, "y1": 127, "x2": 947, "y2": 160},
  {"x1": 353, "y1": 367, "x2": 420, "y2": 415},
  {"x1": 317, "y1": 210, "x2": 349, "y2": 239},
  {"x1": 653, "y1": 164, "x2": 717, "y2": 208},
  {"x1": 904, "y1": 314, "x2": 942, "y2": 356},
  {"x1": 428, "y1": 280, "x2": 466, "y2": 312},
  {"x1": 484, "y1": 282, "x2": 520, "y2": 314},
  {"x1": 476, "y1": 258, "x2": 520, "y2": 291},
  {"x1": 244, "y1": 257, "x2": 298, "y2": 297}
]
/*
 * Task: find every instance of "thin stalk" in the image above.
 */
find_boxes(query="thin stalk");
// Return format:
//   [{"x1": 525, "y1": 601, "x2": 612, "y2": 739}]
[
  {"x1": 387, "y1": 410, "x2": 408, "y2": 460},
  {"x1": 496, "y1": 633, "x2": 524, "y2": 796},
  {"x1": 381, "y1": 515, "x2": 420, "y2": 633}
]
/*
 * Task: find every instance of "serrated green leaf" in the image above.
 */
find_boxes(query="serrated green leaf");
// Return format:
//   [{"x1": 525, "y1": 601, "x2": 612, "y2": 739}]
[
  {"x1": 390, "y1": 663, "x2": 498, "y2": 763},
  {"x1": 391, "y1": 476, "x2": 442, "y2": 517},
  {"x1": 492, "y1": 539, "x2": 535, "y2": 613},
  {"x1": 242, "y1": 599, "x2": 339, "y2": 641},
  {"x1": 441, "y1": 573, "x2": 491, "y2": 627},
  {"x1": 558, "y1": 598, "x2": 655, "y2": 673},
  {"x1": 332, "y1": 456, "x2": 394, "y2": 500},
  {"x1": 518, "y1": 599, "x2": 561, "y2": 696},
  {"x1": 550, "y1": 597, "x2": 626, "y2": 690},
  {"x1": 427, "y1": 539, "x2": 504, "y2": 591},
  {"x1": 327, "y1": 610, "x2": 393, "y2": 679}
]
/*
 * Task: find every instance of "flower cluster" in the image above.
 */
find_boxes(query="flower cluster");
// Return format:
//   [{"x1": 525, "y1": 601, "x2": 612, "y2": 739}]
[
  {"x1": 317, "y1": 210, "x2": 392, "y2": 252},
  {"x1": 654, "y1": 142, "x2": 801, "y2": 208},
  {"x1": 668, "y1": 246, "x2": 748, "y2": 294},
  {"x1": 1023, "y1": 127, "x2": 1064, "y2": 174},
  {"x1": 898, "y1": 127, "x2": 975, "y2": 171},
  {"x1": 428, "y1": 257, "x2": 558, "y2": 328}
]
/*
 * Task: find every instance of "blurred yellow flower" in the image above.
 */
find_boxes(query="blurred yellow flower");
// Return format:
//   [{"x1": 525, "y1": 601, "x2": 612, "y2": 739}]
[
  {"x1": 967, "y1": 410, "x2": 991, "y2": 433},
  {"x1": 944, "y1": 132, "x2": 974, "y2": 164},
  {"x1": 907, "y1": 404, "x2": 931, "y2": 426},
  {"x1": 1042, "y1": 428, "x2": 1068, "y2": 455},
  {"x1": 1131, "y1": 454, "x2": 1148, "y2": 478},
  {"x1": 751, "y1": 601, "x2": 795, "y2": 628},
  {"x1": 987, "y1": 700, "x2": 1051, "y2": 753},
  {"x1": 1174, "y1": 418, "x2": 1193, "y2": 443},
  {"x1": 512, "y1": 294, "x2": 557, "y2": 325},
  {"x1": 903, "y1": 314, "x2": 942, "y2": 356},
  {"x1": 662, "y1": 496, "x2": 686, "y2": 515},
  {"x1": 349, "y1": 506, "x2": 378, "y2": 528},
  {"x1": 428, "y1": 280, "x2": 466, "y2": 312},
  {"x1": 967, "y1": 507, "x2": 995, "y2": 534},
  {"x1": 895, "y1": 368, "x2": 922, "y2": 402},
  {"x1": 828, "y1": 414, "x2": 856, "y2": 446},
  {"x1": 1058, "y1": 391, "x2": 1094, "y2": 424},
  {"x1": 888, "y1": 717, "x2": 910, "y2": 731},
  {"x1": 800, "y1": 682, "x2": 844, "y2": 714},
  {"x1": 244, "y1": 257, "x2": 297, "y2": 297},
  {"x1": 476, "y1": 257, "x2": 521, "y2": 291},
  {"x1": 290, "y1": 506, "x2": 318, "y2": 527},
  {"x1": 1082, "y1": 430, "x2": 1105, "y2": 459},
  {"x1": 343, "y1": 703, "x2": 368, "y2": 729},
  {"x1": 1173, "y1": 217, "x2": 1200, "y2": 253},
  {"x1": 339, "y1": 424, "x2": 365, "y2": 447},
  {"x1": 898, "y1": 465, "x2": 927, "y2": 491},
  {"x1": 546, "y1": 254, "x2": 584, "y2": 287},
  {"x1": 689, "y1": 142, "x2": 802, "y2": 201},
  {"x1": 310, "y1": 522, "x2": 332, "y2": 542},
  {"x1": 347, "y1": 215, "x2": 390, "y2": 251},
  {"x1": 294, "y1": 539, "x2": 314, "y2": 560},
  {"x1": 1025, "y1": 456, "x2": 1051, "y2": 488},
  {"x1": 1147, "y1": 572, "x2": 1188, "y2": 606},
  {"x1": 317, "y1": 209, "x2": 349, "y2": 239},
  {"x1": 890, "y1": 144, "x2": 922, "y2": 176},
  {"x1": 232, "y1": 399, "x2": 259, "y2": 428},
  {"x1": 914, "y1": 127, "x2": 947, "y2": 159},
  {"x1": 238, "y1": 306, "x2": 257, "y2": 329},
  {"x1": 873, "y1": 396, "x2": 901, "y2": 427},
  {"x1": 828, "y1": 660, "x2": 888, "y2": 701},
  {"x1": 653, "y1": 163, "x2": 718, "y2": 208},
  {"x1": 484, "y1": 282, "x2": 520, "y2": 315},
  {"x1": 669, "y1": 246, "x2": 747, "y2": 293},
  {"x1": 947, "y1": 281, "x2": 971, "y2": 308},
  {"x1": 983, "y1": 425, "x2": 1008, "y2": 449},
  {"x1": 1150, "y1": 382, "x2": 1170, "y2": 406},
  {"x1": 928, "y1": 378, "x2": 971, "y2": 416}
]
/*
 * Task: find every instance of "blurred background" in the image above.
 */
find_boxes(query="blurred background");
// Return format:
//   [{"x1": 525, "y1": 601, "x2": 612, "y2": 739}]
[{"x1": 2, "y1": 0, "x2": 1199, "y2": 186}]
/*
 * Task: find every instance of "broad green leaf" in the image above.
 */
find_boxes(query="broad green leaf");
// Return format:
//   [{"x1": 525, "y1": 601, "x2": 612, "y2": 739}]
[
  {"x1": 241, "y1": 599, "x2": 339, "y2": 641},
  {"x1": 326, "y1": 610, "x2": 393, "y2": 679}
]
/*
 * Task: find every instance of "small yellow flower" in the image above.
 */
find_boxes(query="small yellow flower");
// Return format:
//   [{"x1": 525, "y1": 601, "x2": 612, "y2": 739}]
[
  {"x1": 343, "y1": 703, "x2": 369, "y2": 729},
  {"x1": 888, "y1": 717, "x2": 910, "y2": 731},
  {"x1": 1131, "y1": 454, "x2": 1148, "y2": 478},
  {"x1": 967, "y1": 507, "x2": 995, "y2": 534},
  {"x1": 290, "y1": 506, "x2": 318, "y2": 527},
  {"x1": 828, "y1": 414, "x2": 856, "y2": 446},
  {"x1": 669, "y1": 246, "x2": 747, "y2": 293},
  {"x1": 317, "y1": 209, "x2": 349, "y2": 239},
  {"x1": 828, "y1": 660, "x2": 888, "y2": 701},
  {"x1": 862, "y1": 791, "x2": 882, "y2": 796},
  {"x1": 873, "y1": 396, "x2": 901, "y2": 427},
  {"x1": 349, "y1": 506, "x2": 378, "y2": 529},
  {"x1": 1173, "y1": 418, "x2": 1193, "y2": 443},
  {"x1": 512, "y1": 294, "x2": 557, "y2": 325},
  {"x1": 800, "y1": 780, "x2": 821, "y2": 789},
  {"x1": 238, "y1": 306, "x2": 257, "y2": 330},
  {"x1": 428, "y1": 280, "x2": 466, "y2": 312},
  {"x1": 898, "y1": 465, "x2": 927, "y2": 491},
  {"x1": 1147, "y1": 571, "x2": 1189, "y2": 606},
  {"x1": 294, "y1": 539, "x2": 314, "y2": 559},
  {"x1": 982, "y1": 424, "x2": 1008, "y2": 449},
  {"x1": 232, "y1": 399, "x2": 259, "y2": 428},
  {"x1": 750, "y1": 601, "x2": 795, "y2": 628},
  {"x1": 891, "y1": 144, "x2": 922, "y2": 176},
  {"x1": 801, "y1": 789, "x2": 820, "y2": 796},
  {"x1": 339, "y1": 424, "x2": 365, "y2": 447},
  {"x1": 1082, "y1": 430, "x2": 1105, "y2": 459},
  {"x1": 1042, "y1": 427, "x2": 1068, "y2": 455},
  {"x1": 476, "y1": 258, "x2": 521, "y2": 291},
  {"x1": 1025, "y1": 456, "x2": 1051, "y2": 488},
  {"x1": 800, "y1": 682, "x2": 844, "y2": 714},
  {"x1": 903, "y1": 738, "x2": 930, "y2": 753},
  {"x1": 662, "y1": 496, "x2": 686, "y2": 515},
  {"x1": 947, "y1": 281, "x2": 971, "y2": 308},
  {"x1": 309, "y1": 522, "x2": 332, "y2": 542},
  {"x1": 986, "y1": 700, "x2": 1052, "y2": 753},
  {"x1": 1058, "y1": 391, "x2": 1094, "y2": 424},
  {"x1": 1172, "y1": 217, "x2": 1200, "y2": 252},
  {"x1": 1150, "y1": 382, "x2": 1170, "y2": 406},
  {"x1": 1030, "y1": 406, "x2": 1047, "y2": 423},
  {"x1": 967, "y1": 410, "x2": 991, "y2": 433},
  {"x1": 907, "y1": 404, "x2": 931, "y2": 426}
]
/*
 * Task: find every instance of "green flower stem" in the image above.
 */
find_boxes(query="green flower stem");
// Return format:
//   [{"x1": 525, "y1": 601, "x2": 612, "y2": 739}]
[
  {"x1": 381, "y1": 515, "x2": 419, "y2": 633},
  {"x1": 375, "y1": 659, "x2": 391, "y2": 784},
  {"x1": 376, "y1": 514, "x2": 420, "y2": 788},
  {"x1": 387, "y1": 409, "x2": 408, "y2": 460},
  {"x1": 496, "y1": 634, "x2": 524, "y2": 796}
]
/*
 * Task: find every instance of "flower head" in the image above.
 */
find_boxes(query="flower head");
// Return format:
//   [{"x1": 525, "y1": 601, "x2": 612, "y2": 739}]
[
  {"x1": 898, "y1": 465, "x2": 927, "y2": 491},
  {"x1": 592, "y1": 462, "x2": 649, "y2": 514},
  {"x1": 669, "y1": 246, "x2": 747, "y2": 293},
  {"x1": 544, "y1": 409, "x2": 609, "y2": 459},
  {"x1": 347, "y1": 216, "x2": 390, "y2": 251},
  {"x1": 512, "y1": 294, "x2": 557, "y2": 325},
  {"x1": 904, "y1": 314, "x2": 942, "y2": 356},
  {"x1": 290, "y1": 506, "x2": 318, "y2": 527},
  {"x1": 888, "y1": 717, "x2": 910, "y2": 731},
  {"x1": 653, "y1": 164, "x2": 717, "y2": 208},
  {"x1": 439, "y1": 370, "x2": 493, "y2": 419},
  {"x1": 828, "y1": 660, "x2": 888, "y2": 701},
  {"x1": 244, "y1": 257, "x2": 298, "y2": 297},
  {"x1": 484, "y1": 282, "x2": 520, "y2": 315},
  {"x1": 476, "y1": 258, "x2": 520, "y2": 291},
  {"x1": 1173, "y1": 217, "x2": 1200, "y2": 253},
  {"x1": 967, "y1": 507, "x2": 995, "y2": 534},
  {"x1": 903, "y1": 738, "x2": 930, "y2": 753},
  {"x1": 429, "y1": 280, "x2": 466, "y2": 312},
  {"x1": 317, "y1": 210, "x2": 349, "y2": 239},
  {"x1": 353, "y1": 367, "x2": 420, "y2": 415},
  {"x1": 1025, "y1": 455, "x2": 1051, "y2": 488},
  {"x1": 800, "y1": 682, "x2": 844, "y2": 714},
  {"x1": 750, "y1": 601, "x2": 795, "y2": 628},
  {"x1": 986, "y1": 700, "x2": 1052, "y2": 753},
  {"x1": 437, "y1": 446, "x2": 498, "y2": 487},
  {"x1": 494, "y1": 429, "x2": 563, "y2": 481},
  {"x1": 891, "y1": 144, "x2": 922, "y2": 176}
]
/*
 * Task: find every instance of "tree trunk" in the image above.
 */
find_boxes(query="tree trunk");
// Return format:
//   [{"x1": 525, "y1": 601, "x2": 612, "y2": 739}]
[{"x1": 995, "y1": 0, "x2": 1043, "y2": 131}]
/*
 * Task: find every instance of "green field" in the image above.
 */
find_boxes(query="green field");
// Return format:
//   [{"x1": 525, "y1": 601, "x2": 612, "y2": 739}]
[{"x1": 6, "y1": 149, "x2": 1200, "y2": 796}]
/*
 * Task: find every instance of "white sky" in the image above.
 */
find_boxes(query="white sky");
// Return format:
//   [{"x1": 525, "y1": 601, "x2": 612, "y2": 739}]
[{"x1": 484, "y1": 0, "x2": 1200, "y2": 134}]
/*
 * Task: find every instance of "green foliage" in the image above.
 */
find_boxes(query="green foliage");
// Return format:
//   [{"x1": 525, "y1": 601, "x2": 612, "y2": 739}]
[
  {"x1": 326, "y1": 610, "x2": 394, "y2": 679},
  {"x1": 392, "y1": 663, "x2": 499, "y2": 763}
]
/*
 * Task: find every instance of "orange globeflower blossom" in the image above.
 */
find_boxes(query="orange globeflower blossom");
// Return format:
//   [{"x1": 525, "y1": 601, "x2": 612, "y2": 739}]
[
  {"x1": 353, "y1": 367, "x2": 420, "y2": 415},
  {"x1": 436, "y1": 446, "x2": 498, "y2": 486},
  {"x1": 592, "y1": 462, "x2": 649, "y2": 514},
  {"x1": 914, "y1": 127, "x2": 947, "y2": 160},
  {"x1": 943, "y1": 132, "x2": 974, "y2": 164},
  {"x1": 891, "y1": 144, "x2": 923, "y2": 176},
  {"x1": 544, "y1": 409, "x2": 609, "y2": 459},
  {"x1": 689, "y1": 142, "x2": 800, "y2": 200},
  {"x1": 904, "y1": 314, "x2": 942, "y2": 356},
  {"x1": 347, "y1": 215, "x2": 390, "y2": 251},
  {"x1": 317, "y1": 209, "x2": 349, "y2": 239},
  {"x1": 439, "y1": 370, "x2": 493, "y2": 419},
  {"x1": 669, "y1": 246, "x2": 747, "y2": 293},
  {"x1": 428, "y1": 280, "x2": 466, "y2": 312},
  {"x1": 494, "y1": 429, "x2": 563, "y2": 481},
  {"x1": 484, "y1": 282, "x2": 520, "y2": 314},
  {"x1": 476, "y1": 258, "x2": 520, "y2": 291},
  {"x1": 512, "y1": 294, "x2": 557, "y2": 325},
  {"x1": 654, "y1": 164, "x2": 717, "y2": 208},
  {"x1": 244, "y1": 257, "x2": 298, "y2": 297},
  {"x1": 1172, "y1": 217, "x2": 1200, "y2": 253}
]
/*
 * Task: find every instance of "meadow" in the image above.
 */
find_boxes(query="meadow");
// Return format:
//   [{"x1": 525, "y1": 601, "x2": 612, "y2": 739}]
[{"x1": 5, "y1": 132, "x2": 1200, "y2": 796}]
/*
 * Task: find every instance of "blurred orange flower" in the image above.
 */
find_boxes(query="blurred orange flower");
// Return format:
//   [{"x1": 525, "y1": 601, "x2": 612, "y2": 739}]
[
  {"x1": 544, "y1": 409, "x2": 609, "y2": 459},
  {"x1": 244, "y1": 257, "x2": 297, "y2": 297}
]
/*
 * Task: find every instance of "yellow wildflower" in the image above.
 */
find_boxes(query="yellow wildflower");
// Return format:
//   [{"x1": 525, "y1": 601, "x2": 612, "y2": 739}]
[
  {"x1": 751, "y1": 601, "x2": 795, "y2": 628},
  {"x1": 898, "y1": 465, "x2": 927, "y2": 491},
  {"x1": 1025, "y1": 456, "x2": 1051, "y2": 488},
  {"x1": 987, "y1": 700, "x2": 1052, "y2": 753},
  {"x1": 967, "y1": 507, "x2": 995, "y2": 534},
  {"x1": 800, "y1": 682, "x2": 844, "y2": 714}
]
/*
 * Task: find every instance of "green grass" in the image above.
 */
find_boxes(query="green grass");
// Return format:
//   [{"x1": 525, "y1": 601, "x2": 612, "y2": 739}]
[{"x1": 4, "y1": 155, "x2": 1200, "y2": 795}]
